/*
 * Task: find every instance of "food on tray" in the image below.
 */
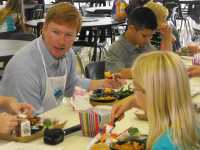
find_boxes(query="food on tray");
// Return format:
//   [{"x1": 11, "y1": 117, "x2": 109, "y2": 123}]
[
  {"x1": 128, "y1": 127, "x2": 139, "y2": 136},
  {"x1": 113, "y1": 85, "x2": 134, "y2": 100},
  {"x1": 110, "y1": 142, "x2": 145, "y2": 150},
  {"x1": 14, "y1": 114, "x2": 43, "y2": 137},
  {"x1": 27, "y1": 115, "x2": 41, "y2": 126},
  {"x1": 104, "y1": 71, "x2": 113, "y2": 79},
  {"x1": 90, "y1": 126, "x2": 147, "y2": 150},
  {"x1": 13, "y1": 113, "x2": 63, "y2": 138},
  {"x1": 90, "y1": 85, "x2": 134, "y2": 103},
  {"x1": 90, "y1": 88, "x2": 116, "y2": 102},
  {"x1": 104, "y1": 88, "x2": 113, "y2": 94},
  {"x1": 91, "y1": 143, "x2": 110, "y2": 150}
]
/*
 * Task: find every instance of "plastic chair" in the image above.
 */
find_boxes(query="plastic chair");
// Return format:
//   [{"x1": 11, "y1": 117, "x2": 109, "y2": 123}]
[{"x1": 85, "y1": 61, "x2": 105, "y2": 79}]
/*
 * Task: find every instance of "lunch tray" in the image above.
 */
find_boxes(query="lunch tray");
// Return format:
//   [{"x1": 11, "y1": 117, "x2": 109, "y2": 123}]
[{"x1": 0, "y1": 121, "x2": 67, "y2": 142}]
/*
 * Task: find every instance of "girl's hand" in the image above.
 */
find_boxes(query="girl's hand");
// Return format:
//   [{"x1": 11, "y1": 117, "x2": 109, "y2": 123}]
[{"x1": 110, "y1": 96, "x2": 134, "y2": 125}]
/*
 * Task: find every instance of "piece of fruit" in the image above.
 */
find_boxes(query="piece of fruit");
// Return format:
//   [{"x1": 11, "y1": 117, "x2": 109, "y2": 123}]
[{"x1": 104, "y1": 71, "x2": 113, "y2": 79}]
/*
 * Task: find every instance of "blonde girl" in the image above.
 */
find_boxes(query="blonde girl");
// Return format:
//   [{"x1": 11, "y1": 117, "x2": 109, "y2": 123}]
[{"x1": 133, "y1": 51, "x2": 200, "y2": 149}]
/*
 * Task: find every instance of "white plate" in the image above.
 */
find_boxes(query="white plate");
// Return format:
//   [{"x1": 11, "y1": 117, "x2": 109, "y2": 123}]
[{"x1": 86, "y1": 133, "x2": 101, "y2": 150}]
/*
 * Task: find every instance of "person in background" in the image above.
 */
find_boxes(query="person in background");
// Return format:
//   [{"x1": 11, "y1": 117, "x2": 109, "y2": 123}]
[
  {"x1": 0, "y1": 3, "x2": 122, "y2": 114},
  {"x1": 181, "y1": 43, "x2": 200, "y2": 77},
  {"x1": 114, "y1": 0, "x2": 176, "y2": 52},
  {"x1": 112, "y1": 0, "x2": 128, "y2": 22},
  {"x1": 104, "y1": 7, "x2": 165, "y2": 79},
  {"x1": 111, "y1": 51, "x2": 200, "y2": 150},
  {"x1": 0, "y1": 0, "x2": 26, "y2": 32},
  {"x1": 112, "y1": 0, "x2": 150, "y2": 22},
  {"x1": 0, "y1": 96, "x2": 33, "y2": 135},
  {"x1": 144, "y1": 1, "x2": 180, "y2": 51}
]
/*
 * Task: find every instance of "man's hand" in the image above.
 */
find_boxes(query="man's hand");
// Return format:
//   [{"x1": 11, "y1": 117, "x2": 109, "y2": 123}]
[
  {"x1": 0, "y1": 112, "x2": 18, "y2": 135},
  {"x1": 102, "y1": 72, "x2": 126, "y2": 89},
  {"x1": 3, "y1": 97, "x2": 33, "y2": 115},
  {"x1": 119, "y1": 68, "x2": 132, "y2": 79}
]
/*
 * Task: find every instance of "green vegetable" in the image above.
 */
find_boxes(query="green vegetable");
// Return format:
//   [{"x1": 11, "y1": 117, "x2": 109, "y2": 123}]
[
  {"x1": 43, "y1": 118, "x2": 52, "y2": 128},
  {"x1": 128, "y1": 127, "x2": 139, "y2": 136}
]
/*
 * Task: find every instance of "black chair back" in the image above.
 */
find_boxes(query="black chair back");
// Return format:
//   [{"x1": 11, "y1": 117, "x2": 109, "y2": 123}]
[
  {"x1": 36, "y1": 22, "x2": 44, "y2": 37},
  {"x1": 89, "y1": 0, "x2": 106, "y2": 7},
  {"x1": 55, "y1": 0, "x2": 73, "y2": 4},
  {"x1": 0, "y1": 55, "x2": 13, "y2": 80},
  {"x1": 0, "y1": 32, "x2": 35, "y2": 41},
  {"x1": 85, "y1": 61, "x2": 105, "y2": 79}
]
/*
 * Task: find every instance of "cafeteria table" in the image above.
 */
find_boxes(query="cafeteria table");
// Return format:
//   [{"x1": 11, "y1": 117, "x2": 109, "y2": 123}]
[
  {"x1": 0, "y1": 39, "x2": 30, "y2": 57},
  {"x1": 0, "y1": 57, "x2": 199, "y2": 149}
]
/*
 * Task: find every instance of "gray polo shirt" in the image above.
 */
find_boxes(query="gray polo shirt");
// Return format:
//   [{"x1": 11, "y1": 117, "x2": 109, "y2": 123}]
[
  {"x1": 104, "y1": 34, "x2": 155, "y2": 72},
  {"x1": 0, "y1": 36, "x2": 90, "y2": 114}
]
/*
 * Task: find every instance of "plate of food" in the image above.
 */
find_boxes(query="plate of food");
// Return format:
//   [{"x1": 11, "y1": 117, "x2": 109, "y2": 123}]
[
  {"x1": 90, "y1": 86, "x2": 134, "y2": 105},
  {"x1": 90, "y1": 88, "x2": 117, "y2": 103},
  {"x1": 88, "y1": 126, "x2": 147, "y2": 150},
  {"x1": 0, "y1": 114, "x2": 67, "y2": 142}
]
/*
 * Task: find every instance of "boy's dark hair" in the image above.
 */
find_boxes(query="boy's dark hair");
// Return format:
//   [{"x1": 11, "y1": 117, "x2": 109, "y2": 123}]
[{"x1": 127, "y1": 7, "x2": 157, "y2": 31}]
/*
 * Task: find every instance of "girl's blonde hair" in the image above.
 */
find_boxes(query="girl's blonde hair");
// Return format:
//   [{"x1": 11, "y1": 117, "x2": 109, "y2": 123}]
[
  {"x1": 132, "y1": 51, "x2": 200, "y2": 149},
  {"x1": 0, "y1": 0, "x2": 22, "y2": 24},
  {"x1": 144, "y1": 1, "x2": 168, "y2": 27}
]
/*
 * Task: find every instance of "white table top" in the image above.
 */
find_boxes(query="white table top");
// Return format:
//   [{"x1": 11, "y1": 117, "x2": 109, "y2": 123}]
[
  {"x1": 26, "y1": 17, "x2": 122, "y2": 28},
  {"x1": 0, "y1": 40, "x2": 30, "y2": 57},
  {"x1": 85, "y1": 6, "x2": 112, "y2": 13},
  {"x1": 0, "y1": 101, "x2": 149, "y2": 149}
]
